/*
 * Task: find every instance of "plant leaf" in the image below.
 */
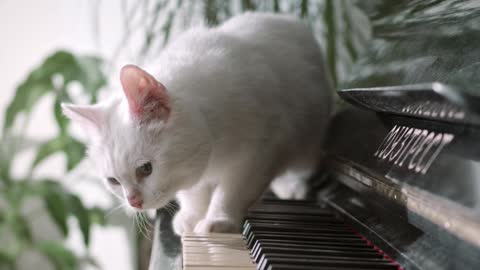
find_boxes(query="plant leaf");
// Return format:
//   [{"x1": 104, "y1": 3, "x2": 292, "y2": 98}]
[
  {"x1": 32, "y1": 137, "x2": 65, "y2": 169},
  {"x1": 37, "y1": 241, "x2": 78, "y2": 270},
  {"x1": 54, "y1": 98, "x2": 68, "y2": 136},
  {"x1": 73, "y1": 56, "x2": 106, "y2": 103},
  {"x1": 273, "y1": 0, "x2": 280, "y2": 12},
  {"x1": 89, "y1": 207, "x2": 106, "y2": 226},
  {"x1": 204, "y1": 0, "x2": 219, "y2": 26},
  {"x1": 42, "y1": 187, "x2": 69, "y2": 236},
  {"x1": 300, "y1": 0, "x2": 308, "y2": 17},
  {"x1": 11, "y1": 214, "x2": 33, "y2": 243},
  {"x1": 241, "y1": 0, "x2": 255, "y2": 11},
  {"x1": 4, "y1": 79, "x2": 53, "y2": 133},
  {"x1": 64, "y1": 138, "x2": 86, "y2": 171},
  {"x1": 30, "y1": 181, "x2": 96, "y2": 246},
  {"x1": 32, "y1": 136, "x2": 85, "y2": 172},
  {"x1": 324, "y1": 0, "x2": 337, "y2": 87},
  {"x1": 0, "y1": 250, "x2": 14, "y2": 269},
  {"x1": 3, "y1": 50, "x2": 106, "y2": 133},
  {"x1": 66, "y1": 194, "x2": 90, "y2": 246}
]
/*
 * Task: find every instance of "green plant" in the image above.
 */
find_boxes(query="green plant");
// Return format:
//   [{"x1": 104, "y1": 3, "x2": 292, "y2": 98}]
[{"x1": 0, "y1": 51, "x2": 107, "y2": 270}]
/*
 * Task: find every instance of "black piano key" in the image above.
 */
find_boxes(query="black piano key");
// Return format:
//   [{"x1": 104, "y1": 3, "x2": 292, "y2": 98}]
[
  {"x1": 243, "y1": 199, "x2": 403, "y2": 270},
  {"x1": 266, "y1": 263, "x2": 398, "y2": 270},
  {"x1": 251, "y1": 241, "x2": 376, "y2": 259},
  {"x1": 253, "y1": 238, "x2": 370, "y2": 249},
  {"x1": 246, "y1": 232, "x2": 362, "y2": 249},
  {"x1": 260, "y1": 257, "x2": 398, "y2": 270},
  {"x1": 246, "y1": 231, "x2": 361, "y2": 248},
  {"x1": 251, "y1": 239, "x2": 371, "y2": 255},
  {"x1": 249, "y1": 209, "x2": 325, "y2": 214},
  {"x1": 252, "y1": 244, "x2": 377, "y2": 263},
  {"x1": 262, "y1": 252, "x2": 391, "y2": 263},
  {"x1": 258, "y1": 198, "x2": 317, "y2": 205},
  {"x1": 245, "y1": 213, "x2": 340, "y2": 222},
  {"x1": 253, "y1": 246, "x2": 383, "y2": 263},
  {"x1": 245, "y1": 220, "x2": 352, "y2": 232},
  {"x1": 242, "y1": 221, "x2": 352, "y2": 236},
  {"x1": 245, "y1": 218, "x2": 344, "y2": 228},
  {"x1": 248, "y1": 209, "x2": 334, "y2": 216},
  {"x1": 244, "y1": 218, "x2": 347, "y2": 227},
  {"x1": 258, "y1": 254, "x2": 398, "y2": 270},
  {"x1": 245, "y1": 224, "x2": 354, "y2": 235},
  {"x1": 245, "y1": 227, "x2": 357, "y2": 246},
  {"x1": 250, "y1": 239, "x2": 372, "y2": 254}
]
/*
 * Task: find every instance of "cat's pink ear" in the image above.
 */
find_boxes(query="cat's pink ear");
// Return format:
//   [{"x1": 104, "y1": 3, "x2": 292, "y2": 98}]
[
  {"x1": 61, "y1": 103, "x2": 105, "y2": 135},
  {"x1": 120, "y1": 65, "x2": 170, "y2": 122}
]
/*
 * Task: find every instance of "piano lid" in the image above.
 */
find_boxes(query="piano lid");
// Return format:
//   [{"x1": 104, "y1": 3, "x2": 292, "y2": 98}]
[{"x1": 339, "y1": 0, "x2": 480, "y2": 124}]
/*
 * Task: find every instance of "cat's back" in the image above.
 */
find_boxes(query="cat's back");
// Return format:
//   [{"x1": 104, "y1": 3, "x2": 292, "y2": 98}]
[
  {"x1": 155, "y1": 12, "x2": 330, "y2": 118},
  {"x1": 219, "y1": 12, "x2": 314, "y2": 45}
]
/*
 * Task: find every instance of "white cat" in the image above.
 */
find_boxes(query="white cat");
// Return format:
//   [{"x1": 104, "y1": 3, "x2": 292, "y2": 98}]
[{"x1": 62, "y1": 12, "x2": 332, "y2": 235}]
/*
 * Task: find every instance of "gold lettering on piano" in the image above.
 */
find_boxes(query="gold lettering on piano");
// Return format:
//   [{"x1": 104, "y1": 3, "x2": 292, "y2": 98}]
[{"x1": 374, "y1": 125, "x2": 454, "y2": 174}]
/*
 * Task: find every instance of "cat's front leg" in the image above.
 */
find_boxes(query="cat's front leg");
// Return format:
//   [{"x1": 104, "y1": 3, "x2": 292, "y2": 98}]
[
  {"x1": 173, "y1": 183, "x2": 212, "y2": 235},
  {"x1": 194, "y1": 170, "x2": 271, "y2": 233}
]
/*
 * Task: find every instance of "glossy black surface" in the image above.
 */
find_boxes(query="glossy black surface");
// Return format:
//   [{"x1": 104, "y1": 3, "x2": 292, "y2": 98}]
[
  {"x1": 338, "y1": 83, "x2": 480, "y2": 125},
  {"x1": 326, "y1": 1, "x2": 480, "y2": 266},
  {"x1": 345, "y1": 0, "x2": 480, "y2": 99},
  {"x1": 322, "y1": 106, "x2": 480, "y2": 270},
  {"x1": 327, "y1": 106, "x2": 480, "y2": 214}
]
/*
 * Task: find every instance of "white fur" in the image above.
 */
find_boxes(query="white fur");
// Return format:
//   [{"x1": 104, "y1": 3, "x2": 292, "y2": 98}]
[{"x1": 63, "y1": 12, "x2": 332, "y2": 235}]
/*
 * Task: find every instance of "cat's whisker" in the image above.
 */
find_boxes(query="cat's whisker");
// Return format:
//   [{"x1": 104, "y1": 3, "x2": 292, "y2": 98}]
[
  {"x1": 135, "y1": 212, "x2": 152, "y2": 241},
  {"x1": 133, "y1": 212, "x2": 144, "y2": 235},
  {"x1": 140, "y1": 212, "x2": 153, "y2": 229},
  {"x1": 141, "y1": 216, "x2": 153, "y2": 240},
  {"x1": 105, "y1": 203, "x2": 127, "y2": 218},
  {"x1": 163, "y1": 201, "x2": 177, "y2": 216}
]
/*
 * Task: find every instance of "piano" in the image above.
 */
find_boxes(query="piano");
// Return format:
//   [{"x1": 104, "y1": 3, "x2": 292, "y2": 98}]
[{"x1": 148, "y1": 1, "x2": 480, "y2": 269}]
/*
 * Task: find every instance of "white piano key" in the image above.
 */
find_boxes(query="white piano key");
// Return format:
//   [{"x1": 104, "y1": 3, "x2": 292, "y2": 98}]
[{"x1": 182, "y1": 232, "x2": 255, "y2": 270}]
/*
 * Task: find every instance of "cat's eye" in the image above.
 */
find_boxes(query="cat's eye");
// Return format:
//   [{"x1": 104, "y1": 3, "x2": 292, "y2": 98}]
[
  {"x1": 136, "y1": 162, "x2": 152, "y2": 177},
  {"x1": 107, "y1": 177, "x2": 120, "y2": 185}
]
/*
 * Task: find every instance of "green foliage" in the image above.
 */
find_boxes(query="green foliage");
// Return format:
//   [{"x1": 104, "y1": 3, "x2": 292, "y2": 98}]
[
  {"x1": 3, "y1": 51, "x2": 105, "y2": 133},
  {"x1": 37, "y1": 241, "x2": 78, "y2": 270},
  {"x1": 32, "y1": 136, "x2": 86, "y2": 172},
  {"x1": 89, "y1": 207, "x2": 107, "y2": 226},
  {"x1": 324, "y1": 0, "x2": 337, "y2": 86},
  {"x1": 0, "y1": 250, "x2": 15, "y2": 270},
  {"x1": 67, "y1": 194, "x2": 91, "y2": 246},
  {"x1": 0, "y1": 50, "x2": 107, "y2": 269}
]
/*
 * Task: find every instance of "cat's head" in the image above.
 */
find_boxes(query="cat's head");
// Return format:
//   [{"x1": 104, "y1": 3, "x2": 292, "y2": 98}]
[{"x1": 62, "y1": 65, "x2": 211, "y2": 211}]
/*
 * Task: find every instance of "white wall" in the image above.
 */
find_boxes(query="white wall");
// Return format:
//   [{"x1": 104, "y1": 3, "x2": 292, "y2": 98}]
[{"x1": 0, "y1": 1, "x2": 141, "y2": 269}]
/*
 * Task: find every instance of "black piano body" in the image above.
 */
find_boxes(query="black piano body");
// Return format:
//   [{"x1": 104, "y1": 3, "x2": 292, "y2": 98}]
[
  {"x1": 323, "y1": 1, "x2": 480, "y2": 269},
  {"x1": 148, "y1": 1, "x2": 480, "y2": 269}
]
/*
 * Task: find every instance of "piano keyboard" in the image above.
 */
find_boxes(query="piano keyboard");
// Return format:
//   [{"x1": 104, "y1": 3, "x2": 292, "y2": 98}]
[{"x1": 182, "y1": 199, "x2": 404, "y2": 270}]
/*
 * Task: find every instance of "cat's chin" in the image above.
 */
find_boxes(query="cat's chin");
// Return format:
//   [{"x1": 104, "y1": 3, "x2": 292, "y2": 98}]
[{"x1": 143, "y1": 197, "x2": 173, "y2": 210}]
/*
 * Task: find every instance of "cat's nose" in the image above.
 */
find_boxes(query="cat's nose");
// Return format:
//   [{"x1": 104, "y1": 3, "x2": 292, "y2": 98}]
[{"x1": 127, "y1": 192, "x2": 143, "y2": 209}]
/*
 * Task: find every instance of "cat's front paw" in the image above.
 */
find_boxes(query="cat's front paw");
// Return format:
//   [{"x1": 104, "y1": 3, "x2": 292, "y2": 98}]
[
  {"x1": 193, "y1": 217, "x2": 240, "y2": 233},
  {"x1": 172, "y1": 211, "x2": 200, "y2": 236}
]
